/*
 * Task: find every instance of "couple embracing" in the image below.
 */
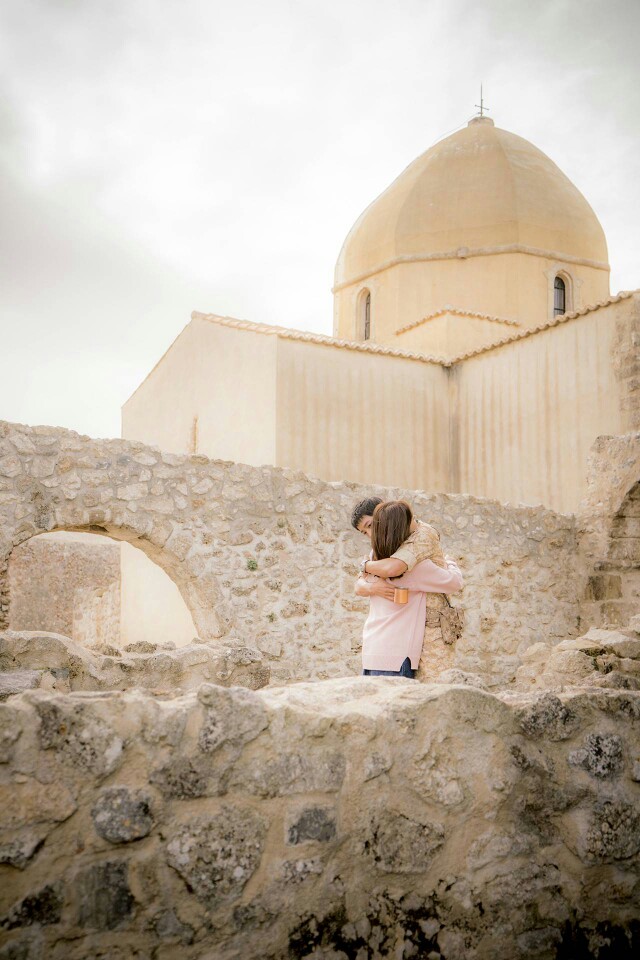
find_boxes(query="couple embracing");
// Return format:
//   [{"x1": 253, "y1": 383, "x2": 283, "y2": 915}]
[{"x1": 352, "y1": 498, "x2": 463, "y2": 681}]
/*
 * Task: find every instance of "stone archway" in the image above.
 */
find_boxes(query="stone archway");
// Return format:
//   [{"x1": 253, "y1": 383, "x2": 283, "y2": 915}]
[
  {"x1": 7, "y1": 530, "x2": 198, "y2": 650},
  {"x1": 0, "y1": 423, "x2": 234, "y2": 639}
]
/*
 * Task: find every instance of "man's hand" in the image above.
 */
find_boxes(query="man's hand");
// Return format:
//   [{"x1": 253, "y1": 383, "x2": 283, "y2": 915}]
[
  {"x1": 370, "y1": 579, "x2": 396, "y2": 601},
  {"x1": 355, "y1": 576, "x2": 396, "y2": 601}
]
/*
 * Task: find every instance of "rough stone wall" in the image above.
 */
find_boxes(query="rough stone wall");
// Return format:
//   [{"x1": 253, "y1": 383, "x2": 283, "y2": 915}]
[
  {"x1": 0, "y1": 422, "x2": 583, "y2": 687},
  {"x1": 7, "y1": 537, "x2": 120, "y2": 642},
  {"x1": 579, "y1": 433, "x2": 640, "y2": 632},
  {"x1": 0, "y1": 680, "x2": 639, "y2": 959},
  {"x1": 0, "y1": 421, "x2": 584, "y2": 687},
  {"x1": 73, "y1": 580, "x2": 121, "y2": 649}
]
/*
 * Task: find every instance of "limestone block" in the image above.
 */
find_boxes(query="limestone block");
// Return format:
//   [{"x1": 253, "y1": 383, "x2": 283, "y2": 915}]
[
  {"x1": 2, "y1": 883, "x2": 64, "y2": 930},
  {"x1": 545, "y1": 649, "x2": 597, "y2": 684},
  {"x1": 0, "y1": 670, "x2": 42, "y2": 700},
  {"x1": 286, "y1": 806, "x2": 337, "y2": 845},
  {"x1": 76, "y1": 861, "x2": 134, "y2": 930},
  {"x1": 0, "y1": 831, "x2": 45, "y2": 870},
  {"x1": 149, "y1": 755, "x2": 218, "y2": 800},
  {"x1": 197, "y1": 683, "x2": 267, "y2": 752},
  {"x1": 520, "y1": 642, "x2": 551, "y2": 662},
  {"x1": 32, "y1": 694, "x2": 123, "y2": 778},
  {"x1": 516, "y1": 694, "x2": 579, "y2": 741},
  {"x1": 580, "y1": 671, "x2": 640, "y2": 690},
  {"x1": 0, "y1": 779, "x2": 77, "y2": 831},
  {"x1": 434, "y1": 668, "x2": 487, "y2": 690},
  {"x1": 570, "y1": 799, "x2": 640, "y2": 863},
  {"x1": 364, "y1": 810, "x2": 445, "y2": 873},
  {"x1": 600, "y1": 636, "x2": 640, "y2": 660},
  {"x1": 91, "y1": 787, "x2": 155, "y2": 844},
  {"x1": 231, "y1": 747, "x2": 346, "y2": 798},
  {"x1": 166, "y1": 808, "x2": 267, "y2": 907},
  {"x1": 568, "y1": 733, "x2": 624, "y2": 779},
  {"x1": 556, "y1": 635, "x2": 606, "y2": 656}
]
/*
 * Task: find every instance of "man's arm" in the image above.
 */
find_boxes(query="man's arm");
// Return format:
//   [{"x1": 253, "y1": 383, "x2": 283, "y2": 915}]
[
  {"x1": 362, "y1": 557, "x2": 408, "y2": 578},
  {"x1": 354, "y1": 575, "x2": 396, "y2": 600}
]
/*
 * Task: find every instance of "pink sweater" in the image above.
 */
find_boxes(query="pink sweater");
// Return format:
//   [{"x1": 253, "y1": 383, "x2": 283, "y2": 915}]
[{"x1": 361, "y1": 558, "x2": 463, "y2": 671}]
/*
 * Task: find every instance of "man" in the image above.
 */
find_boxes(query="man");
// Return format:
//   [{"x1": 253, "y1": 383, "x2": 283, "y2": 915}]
[{"x1": 350, "y1": 496, "x2": 447, "y2": 583}]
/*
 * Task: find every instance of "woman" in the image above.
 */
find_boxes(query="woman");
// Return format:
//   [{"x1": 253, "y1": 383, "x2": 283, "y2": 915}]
[{"x1": 356, "y1": 501, "x2": 463, "y2": 679}]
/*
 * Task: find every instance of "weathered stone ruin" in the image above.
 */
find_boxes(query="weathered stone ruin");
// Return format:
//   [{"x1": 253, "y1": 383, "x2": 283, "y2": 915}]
[{"x1": 1, "y1": 421, "x2": 639, "y2": 958}]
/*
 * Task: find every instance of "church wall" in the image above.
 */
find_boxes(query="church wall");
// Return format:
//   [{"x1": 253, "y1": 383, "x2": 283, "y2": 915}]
[
  {"x1": 274, "y1": 338, "x2": 451, "y2": 492},
  {"x1": 7, "y1": 533, "x2": 120, "y2": 641},
  {"x1": 453, "y1": 298, "x2": 633, "y2": 514},
  {"x1": 119, "y1": 541, "x2": 197, "y2": 649},
  {"x1": 121, "y1": 320, "x2": 279, "y2": 658},
  {"x1": 334, "y1": 254, "x2": 609, "y2": 354},
  {"x1": 122, "y1": 319, "x2": 278, "y2": 466}
]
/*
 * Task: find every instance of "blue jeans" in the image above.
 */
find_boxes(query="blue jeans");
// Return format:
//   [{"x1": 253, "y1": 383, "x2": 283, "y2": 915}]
[{"x1": 363, "y1": 657, "x2": 415, "y2": 679}]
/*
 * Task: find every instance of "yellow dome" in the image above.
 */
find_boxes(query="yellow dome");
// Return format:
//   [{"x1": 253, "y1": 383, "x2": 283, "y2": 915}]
[{"x1": 335, "y1": 118, "x2": 608, "y2": 287}]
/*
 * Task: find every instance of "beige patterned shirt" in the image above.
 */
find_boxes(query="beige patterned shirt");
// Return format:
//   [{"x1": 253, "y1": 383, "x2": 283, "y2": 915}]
[{"x1": 391, "y1": 519, "x2": 447, "y2": 572}]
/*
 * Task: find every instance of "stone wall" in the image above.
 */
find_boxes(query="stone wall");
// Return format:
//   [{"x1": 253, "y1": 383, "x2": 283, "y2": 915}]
[
  {"x1": 0, "y1": 421, "x2": 584, "y2": 688},
  {"x1": 73, "y1": 581, "x2": 121, "y2": 650},
  {"x1": 7, "y1": 536, "x2": 120, "y2": 643},
  {"x1": 0, "y1": 680, "x2": 639, "y2": 959},
  {"x1": 579, "y1": 433, "x2": 640, "y2": 633}
]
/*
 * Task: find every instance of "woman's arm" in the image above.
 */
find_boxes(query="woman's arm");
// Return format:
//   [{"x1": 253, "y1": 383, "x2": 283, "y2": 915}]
[{"x1": 392, "y1": 557, "x2": 463, "y2": 594}]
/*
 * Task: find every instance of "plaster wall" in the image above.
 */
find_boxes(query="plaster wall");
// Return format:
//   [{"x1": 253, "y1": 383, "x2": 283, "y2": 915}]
[
  {"x1": 453, "y1": 299, "x2": 631, "y2": 514},
  {"x1": 275, "y1": 338, "x2": 450, "y2": 491},
  {"x1": 334, "y1": 253, "x2": 609, "y2": 353},
  {"x1": 122, "y1": 319, "x2": 278, "y2": 466},
  {"x1": 7, "y1": 533, "x2": 120, "y2": 641},
  {"x1": 120, "y1": 541, "x2": 197, "y2": 648}
]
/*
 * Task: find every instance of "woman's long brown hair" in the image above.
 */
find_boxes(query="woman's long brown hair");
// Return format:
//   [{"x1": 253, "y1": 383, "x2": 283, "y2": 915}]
[{"x1": 371, "y1": 500, "x2": 413, "y2": 560}]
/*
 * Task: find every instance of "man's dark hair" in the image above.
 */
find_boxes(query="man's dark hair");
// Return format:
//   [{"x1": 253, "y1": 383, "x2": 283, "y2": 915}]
[{"x1": 351, "y1": 497, "x2": 383, "y2": 531}]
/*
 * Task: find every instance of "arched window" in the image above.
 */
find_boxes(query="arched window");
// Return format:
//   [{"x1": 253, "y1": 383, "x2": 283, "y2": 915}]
[
  {"x1": 554, "y1": 276, "x2": 566, "y2": 317},
  {"x1": 357, "y1": 288, "x2": 371, "y2": 341}
]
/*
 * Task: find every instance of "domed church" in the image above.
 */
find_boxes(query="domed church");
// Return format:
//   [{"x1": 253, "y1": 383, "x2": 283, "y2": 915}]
[
  {"x1": 123, "y1": 113, "x2": 637, "y2": 514},
  {"x1": 333, "y1": 116, "x2": 610, "y2": 359}
]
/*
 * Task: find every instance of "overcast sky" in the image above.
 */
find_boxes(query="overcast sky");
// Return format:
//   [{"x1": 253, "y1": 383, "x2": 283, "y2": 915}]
[{"x1": 1, "y1": 0, "x2": 638, "y2": 438}]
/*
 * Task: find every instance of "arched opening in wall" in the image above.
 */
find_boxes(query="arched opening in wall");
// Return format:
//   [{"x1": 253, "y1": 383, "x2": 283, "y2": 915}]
[
  {"x1": 357, "y1": 288, "x2": 371, "y2": 340},
  {"x1": 553, "y1": 272, "x2": 572, "y2": 317},
  {"x1": 7, "y1": 531, "x2": 197, "y2": 652}
]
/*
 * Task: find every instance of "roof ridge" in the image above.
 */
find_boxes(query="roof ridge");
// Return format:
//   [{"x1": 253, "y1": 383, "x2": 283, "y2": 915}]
[
  {"x1": 191, "y1": 312, "x2": 452, "y2": 367},
  {"x1": 396, "y1": 307, "x2": 520, "y2": 336},
  {"x1": 192, "y1": 290, "x2": 635, "y2": 371},
  {"x1": 446, "y1": 291, "x2": 636, "y2": 362}
]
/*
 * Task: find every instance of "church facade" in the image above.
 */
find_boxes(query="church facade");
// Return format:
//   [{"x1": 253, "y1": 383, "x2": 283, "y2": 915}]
[{"x1": 123, "y1": 115, "x2": 638, "y2": 517}]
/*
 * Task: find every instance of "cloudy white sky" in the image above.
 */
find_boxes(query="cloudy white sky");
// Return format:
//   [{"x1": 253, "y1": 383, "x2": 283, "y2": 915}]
[{"x1": 1, "y1": 0, "x2": 638, "y2": 438}]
